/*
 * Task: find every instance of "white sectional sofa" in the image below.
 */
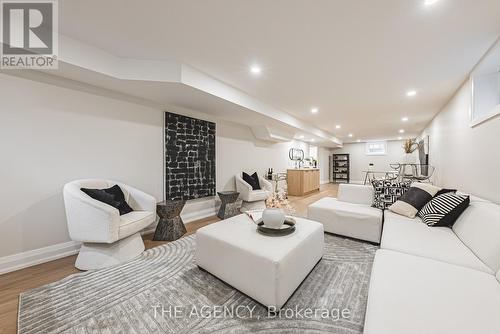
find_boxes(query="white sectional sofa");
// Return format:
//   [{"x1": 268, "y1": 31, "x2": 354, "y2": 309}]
[
  {"x1": 364, "y1": 195, "x2": 500, "y2": 334},
  {"x1": 307, "y1": 184, "x2": 383, "y2": 243}
]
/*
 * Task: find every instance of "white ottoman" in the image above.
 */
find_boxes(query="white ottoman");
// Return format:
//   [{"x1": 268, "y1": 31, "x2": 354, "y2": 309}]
[{"x1": 195, "y1": 214, "x2": 324, "y2": 309}]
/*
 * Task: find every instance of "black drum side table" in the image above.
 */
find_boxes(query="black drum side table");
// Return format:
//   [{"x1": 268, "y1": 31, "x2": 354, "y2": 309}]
[
  {"x1": 217, "y1": 191, "x2": 240, "y2": 219},
  {"x1": 153, "y1": 200, "x2": 187, "y2": 241}
]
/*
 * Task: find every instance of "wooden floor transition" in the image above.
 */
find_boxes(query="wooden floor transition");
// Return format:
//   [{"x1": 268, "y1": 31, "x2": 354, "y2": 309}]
[{"x1": 0, "y1": 183, "x2": 338, "y2": 334}]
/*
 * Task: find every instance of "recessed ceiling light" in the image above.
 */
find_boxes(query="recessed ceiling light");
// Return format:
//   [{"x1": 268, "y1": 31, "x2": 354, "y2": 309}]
[
  {"x1": 348, "y1": 133, "x2": 353, "y2": 137},
  {"x1": 398, "y1": 136, "x2": 403, "y2": 140},
  {"x1": 406, "y1": 90, "x2": 417, "y2": 97},
  {"x1": 424, "y1": 0, "x2": 439, "y2": 6},
  {"x1": 335, "y1": 125, "x2": 341, "y2": 129},
  {"x1": 298, "y1": 135, "x2": 304, "y2": 139},
  {"x1": 250, "y1": 65, "x2": 261, "y2": 74},
  {"x1": 402, "y1": 117, "x2": 409, "y2": 122},
  {"x1": 399, "y1": 129, "x2": 405, "y2": 134},
  {"x1": 311, "y1": 107, "x2": 319, "y2": 114},
  {"x1": 357, "y1": 139, "x2": 361, "y2": 143},
  {"x1": 311, "y1": 139, "x2": 315, "y2": 142}
]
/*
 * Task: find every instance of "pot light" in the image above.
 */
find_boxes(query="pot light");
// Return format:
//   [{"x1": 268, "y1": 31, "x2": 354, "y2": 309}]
[
  {"x1": 298, "y1": 135, "x2": 304, "y2": 139},
  {"x1": 311, "y1": 139, "x2": 315, "y2": 142},
  {"x1": 398, "y1": 137, "x2": 403, "y2": 140},
  {"x1": 399, "y1": 129, "x2": 405, "y2": 134},
  {"x1": 402, "y1": 117, "x2": 409, "y2": 122},
  {"x1": 335, "y1": 125, "x2": 341, "y2": 129},
  {"x1": 250, "y1": 65, "x2": 261, "y2": 74},
  {"x1": 357, "y1": 139, "x2": 361, "y2": 143},
  {"x1": 406, "y1": 90, "x2": 417, "y2": 97},
  {"x1": 348, "y1": 133, "x2": 353, "y2": 137},
  {"x1": 424, "y1": 0, "x2": 439, "y2": 6},
  {"x1": 311, "y1": 107, "x2": 319, "y2": 114}
]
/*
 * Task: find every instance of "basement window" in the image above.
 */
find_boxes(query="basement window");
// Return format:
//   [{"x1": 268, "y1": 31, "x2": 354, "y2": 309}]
[
  {"x1": 471, "y1": 70, "x2": 500, "y2": 127},
  {"x1": 365, "y1": 141, "x2": 387, "y2": 156}
]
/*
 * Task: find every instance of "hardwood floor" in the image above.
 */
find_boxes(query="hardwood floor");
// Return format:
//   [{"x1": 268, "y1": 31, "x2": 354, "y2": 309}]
[{"x1": 0, "y1": 183, "x2": 338, "y2": 334}]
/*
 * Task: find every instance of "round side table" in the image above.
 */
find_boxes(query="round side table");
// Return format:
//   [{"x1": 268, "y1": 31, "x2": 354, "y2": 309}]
[
  {"x1": 153, "y1": 200, "x2": 187, "y2": 241},
  {"x1": 217, "y1": 191, "x2": 240, "y2": 219}
]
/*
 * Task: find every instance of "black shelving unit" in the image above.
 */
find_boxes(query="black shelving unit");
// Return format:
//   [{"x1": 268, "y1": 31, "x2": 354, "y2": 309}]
[{"x1": 332, "y1": 154, "x2": 350, "y2": 183}]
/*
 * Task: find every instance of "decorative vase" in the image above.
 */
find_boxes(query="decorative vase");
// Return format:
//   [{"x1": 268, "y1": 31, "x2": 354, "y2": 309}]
[
  {"x1": 262, "y1": 208, "x2": 285, "y2": 229},
  {"x1": 403, "y1": 152, "x2": 416, "y2": 164}
]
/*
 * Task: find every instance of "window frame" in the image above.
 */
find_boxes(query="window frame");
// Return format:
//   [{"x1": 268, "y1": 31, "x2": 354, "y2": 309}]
[{"x1": 365, "y1": 141, "x2": 387, "y2": 156}]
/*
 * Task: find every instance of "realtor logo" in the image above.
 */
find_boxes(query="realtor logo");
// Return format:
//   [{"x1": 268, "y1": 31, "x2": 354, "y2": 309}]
[{"x1": 1, "y1": 0, "x2": 58, "y2": 69}]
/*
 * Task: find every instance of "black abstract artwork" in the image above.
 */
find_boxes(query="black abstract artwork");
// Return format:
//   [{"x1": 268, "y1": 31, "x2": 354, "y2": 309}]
[{"x1": 165, "y1": 112, "x2": 216, "y2": 200}]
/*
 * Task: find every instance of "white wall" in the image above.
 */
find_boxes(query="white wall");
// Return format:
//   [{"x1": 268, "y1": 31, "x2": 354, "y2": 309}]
[
  {"x1": 332, "y1": 140, "x2": 406, "y2": 183},
  {"x1": 0, "y1": 73, "x2": 325, "y2": 269},
  {"x1": 422, "y1": 78, "x2": 500, "y2": 203},
  {"x1": 0, "y1": 73, "x2": 164, "y2": 260}
]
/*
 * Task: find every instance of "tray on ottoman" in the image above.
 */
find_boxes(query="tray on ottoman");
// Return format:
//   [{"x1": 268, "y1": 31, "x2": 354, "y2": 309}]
[{"x1": 195, "y1": 214, "x2": 324, "y2": 308}]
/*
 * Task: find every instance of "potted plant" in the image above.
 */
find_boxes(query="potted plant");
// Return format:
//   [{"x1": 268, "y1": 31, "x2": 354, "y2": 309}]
[{"x1": 402, "y1": 138, "x2": 421, "y2": 164}]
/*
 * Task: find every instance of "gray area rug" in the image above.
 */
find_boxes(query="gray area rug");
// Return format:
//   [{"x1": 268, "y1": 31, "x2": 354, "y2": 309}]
[{"x1": 18, "y1": 234, "x2": 377, "y2": 334}]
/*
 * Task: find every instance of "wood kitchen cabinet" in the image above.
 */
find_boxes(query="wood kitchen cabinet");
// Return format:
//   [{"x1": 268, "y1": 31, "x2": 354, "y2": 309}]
[{"x1": 287, "y1": 169, "x2": 320, "y2": 196}]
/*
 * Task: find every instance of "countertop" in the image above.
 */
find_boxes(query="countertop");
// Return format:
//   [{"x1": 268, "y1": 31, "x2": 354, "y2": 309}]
[{"x1": 287, "y1": 168, "x2": 320, "y2": 171}]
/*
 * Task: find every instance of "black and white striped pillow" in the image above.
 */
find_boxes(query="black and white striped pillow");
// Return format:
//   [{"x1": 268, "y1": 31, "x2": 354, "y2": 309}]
[{"x1": 418, "y1": 192, "x2": 470, "y2": 227}]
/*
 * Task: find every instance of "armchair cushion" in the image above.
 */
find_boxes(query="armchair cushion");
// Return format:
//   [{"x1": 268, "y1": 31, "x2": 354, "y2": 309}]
[
  {"x1": 242, "y1": 172, "x2": 261, "y2": 190},
  {"x1": 81, "y1": 185, "x2": 133, "y2": 215},
  {"x1": 372, "y1": 180, "x2": 411, "y2": 209},
  {"x1": 246, "y1": 189, "x2": 269, "y2": 202},
  {"x1": 81, "y1": 187, "x2": 120, "y2": 209},
  {"x1": 119, "y1": 211, "x2": 156, "y2": 239},
  {"x1": 106, "y1": 185, "x2": 134, "y2": 215}
]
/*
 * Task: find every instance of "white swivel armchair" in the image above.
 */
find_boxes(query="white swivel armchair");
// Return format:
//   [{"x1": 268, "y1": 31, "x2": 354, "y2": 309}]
[
  {"x1": 63, "y1": 179, "x2": 157, "y2": 270},
  {"x1": 235, "y1": 173, "x2": 273, "y2": 211}
]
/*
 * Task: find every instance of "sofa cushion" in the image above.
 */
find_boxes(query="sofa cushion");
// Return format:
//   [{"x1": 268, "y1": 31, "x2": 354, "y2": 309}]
[
  {"x1": 364, "y1": 250, "x2": 500, "y2": 334},
  {"x1": 418, "y1": 192, "x2": 470, "y2": 227},
  {"x1": 389, "y1": 183, "x2": 440, "y2": 218},
  {"x1": 371, "y1": 179, "x2": 411, "y2": 209},
  {"x1": 308, "y1": 197, "x2": 382, "y2": 243},
  {"x1": 382, "y1": 211, "x2": 492, "y2": 273},
  {"x1": 435, "y1": 188, "x2": 457, "y2": 197},
  {"x1": 337, "y1": 184, "x2": 374, "y2": 205},
  {"x1": 453, "y1": 200, "x2": 500, "y2": 273}
]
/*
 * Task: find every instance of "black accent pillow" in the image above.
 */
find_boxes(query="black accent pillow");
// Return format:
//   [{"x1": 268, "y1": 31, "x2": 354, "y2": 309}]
[
  {"x1": 388, "y1": 183, "x2": 440, "y2": 218},
  {"x1": 105, "y1": 185, "x2": 134, "y2": 215},
  {"x1": 418, "y1": 193, "x2": 470, "y2": 227},
  {"x1": 434, "y1": 188, "x2": 457, "y2": 197},
  {"x1": 242, "y1": 172, "x2": 261, "y2": 190},
  {"x1": 371, "y1": 180, "x2": 411, "y2": 210},
  {"x1": 81, "y1": 185, "x2": 133, "y2": 215}
]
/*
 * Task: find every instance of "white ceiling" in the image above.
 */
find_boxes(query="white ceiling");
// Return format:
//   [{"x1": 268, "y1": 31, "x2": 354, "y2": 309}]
[{"x1": 57, "y1": 0, "x2": 500, "y2": 142}]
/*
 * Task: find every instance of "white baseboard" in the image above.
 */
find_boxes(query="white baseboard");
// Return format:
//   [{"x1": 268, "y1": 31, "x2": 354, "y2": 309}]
[
  {"x1": 0, "y1": 207, "x2": 219, "y2": 275},
  {"x1": 182, "y1": 206, "x2": 218, "y2": 223},
  {"x1": 0, "y1": 240, "x2": 81, "y2": 275},
  {"x1": 320, "y1": 180, "x2": 331, "y2": 185}
]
